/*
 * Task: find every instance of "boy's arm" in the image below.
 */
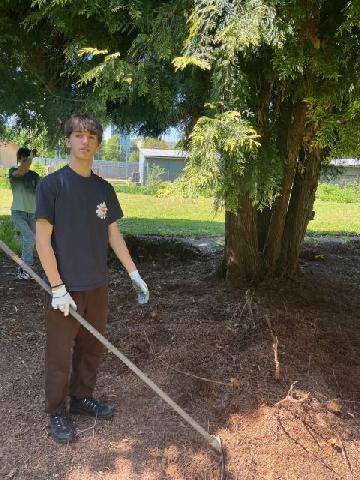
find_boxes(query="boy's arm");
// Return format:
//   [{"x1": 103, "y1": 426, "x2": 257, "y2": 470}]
[
  {"x1": 108, "y1": 221, "x2": 149, "y2": 304},
  {"x1": 36, "y1": 218, "x2": 77, "y2": 316},
  {"x1": 11, "y1": 156, "x2": 33, "y2": 177},
  {"x1": 108, "y1": 221, "x2": 137, "y2": 273},
  {"x1": 36, "y1": 219, "x2": 63, "y2": 287}
]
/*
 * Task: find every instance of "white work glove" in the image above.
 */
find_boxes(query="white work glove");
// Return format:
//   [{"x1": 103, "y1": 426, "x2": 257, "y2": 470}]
[
  {"x1": 51, "y1": 285, "x2": 77, "y2": 317},
  {"x1": 129, "y1": 270, "x2": 149, "y2": 305}
]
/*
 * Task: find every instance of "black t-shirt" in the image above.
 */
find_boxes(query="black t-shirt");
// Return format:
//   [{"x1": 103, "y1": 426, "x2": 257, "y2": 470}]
[{"x1": 35, "y1": 165, "x2": 123, "y2": 291}]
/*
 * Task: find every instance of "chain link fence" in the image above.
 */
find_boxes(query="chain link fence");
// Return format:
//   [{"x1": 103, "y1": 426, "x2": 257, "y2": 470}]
[{"x1": 43, "y1": 158, "x2": 140, "y2": 181}]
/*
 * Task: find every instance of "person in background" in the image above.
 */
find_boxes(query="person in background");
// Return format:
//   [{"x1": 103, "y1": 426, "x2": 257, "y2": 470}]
[
  {"x1": 35, "y1": 113, "x2": 149, "y2": 444},
  {"x1": 9, "y1": 147, "x2": 40, "y2": 279}
]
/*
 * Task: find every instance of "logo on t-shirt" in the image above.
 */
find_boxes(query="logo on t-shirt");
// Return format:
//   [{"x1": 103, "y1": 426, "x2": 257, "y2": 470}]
[{"x1": 96, "y1": 201, "x2": 108, "y2": 220}]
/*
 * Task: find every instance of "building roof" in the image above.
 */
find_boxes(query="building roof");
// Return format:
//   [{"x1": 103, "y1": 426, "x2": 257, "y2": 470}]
[
  {"x1": 139, "y1": 148, "x2": 188, "y2": 159},
  {"x1": 331, "y1": 159, "x2": 360, "y2": 167}
]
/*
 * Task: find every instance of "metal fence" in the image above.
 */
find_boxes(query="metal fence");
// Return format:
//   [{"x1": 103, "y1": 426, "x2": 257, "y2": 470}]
[
  {"x1": 43, "y1": 158, "x2": 139, "y2": 181},
  {"x1": 92, "y1": 161, "x2": 139, "y2": 180}
]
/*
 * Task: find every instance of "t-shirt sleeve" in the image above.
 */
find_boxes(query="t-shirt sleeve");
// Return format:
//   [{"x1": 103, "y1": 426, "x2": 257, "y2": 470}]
[
  {"x1": 107, "y1": 185, "x2": 123, "y2": 224},
  {"x1": 8, "y1": 167, "x2": 17, "y2": 181},
  {"x1": 35, "y1": 175, "x2": 57, "y2": 225}
]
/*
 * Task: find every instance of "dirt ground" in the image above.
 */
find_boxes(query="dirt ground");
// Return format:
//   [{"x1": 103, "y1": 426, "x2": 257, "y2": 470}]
[{"x1": 1, "y1": 236, "x2": 360, "y2": 480}]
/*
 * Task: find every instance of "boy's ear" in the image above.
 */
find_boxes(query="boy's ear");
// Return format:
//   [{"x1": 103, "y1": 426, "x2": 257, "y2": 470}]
[{"x1": 64, "y1": 137, "x2": 71, "y2": 148}]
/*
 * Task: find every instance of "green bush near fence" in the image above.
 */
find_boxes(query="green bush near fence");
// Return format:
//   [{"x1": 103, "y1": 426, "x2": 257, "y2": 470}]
[
  {"x1": 316, "y1": 182, "x2": 360, "y2": 203},
  {"x1": 110, "y1": 182, "x2": 157, "y2": 195},
  {"x1": 111, "y1": 179, "x2": 360, "y2": 203}
]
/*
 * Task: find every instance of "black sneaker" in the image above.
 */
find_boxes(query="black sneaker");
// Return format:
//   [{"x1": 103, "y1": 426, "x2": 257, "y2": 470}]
[
  {"x1": 17, "y1": 267, "x2": 31, "y2": 280},
  {"x1": 49, "y1": 413, "x2": 75, "y2": 444},
  {"x1": 70, "y1": 397, "x2": 114, "y2": 419}
]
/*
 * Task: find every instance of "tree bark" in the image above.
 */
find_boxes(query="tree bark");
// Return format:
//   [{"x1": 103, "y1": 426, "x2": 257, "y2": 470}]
[
  {"x1": 279, "y1": 147, "x2": 322, "y2": 277},
  {"x1": 225, "y1": 189, "x2": 261, "y2": 284},
  {"x1": 265, "y1": 101, "x2": 308, "y2": 272},
  {"x1": 257, "y1": 207, "x2": 271, "y2": 253}
]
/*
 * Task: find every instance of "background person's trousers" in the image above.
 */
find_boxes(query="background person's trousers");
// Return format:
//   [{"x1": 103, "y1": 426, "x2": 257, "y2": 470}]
[
  {"x1": 46, "y1": 286, "x2": 108, "y2": 414},
  {"x1": 11, "y1": 210, "x2": 35, "y2": 266}
]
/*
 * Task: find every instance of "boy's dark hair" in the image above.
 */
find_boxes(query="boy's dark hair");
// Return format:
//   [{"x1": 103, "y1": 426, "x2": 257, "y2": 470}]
[
  {"x1": 64, "y1": 113, "x2": 103, "y2": 144},
  {"x1": 17, "y1": 147, "x2": 31, "y2": 162}
]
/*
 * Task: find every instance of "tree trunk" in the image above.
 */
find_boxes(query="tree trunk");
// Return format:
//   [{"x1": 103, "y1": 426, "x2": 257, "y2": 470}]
[
  {"x1": 225, "y1": 190, "x2": 261, "y2": 285},
  {"x1": 265, "y1": 101, "x2": 308, "y2": 272},
  {"x1": 257, "y1": 207, "x2": 271, "y2": 253},
  {"x1": 279, "y1": 147, "x2": 322, "y2": 276}
]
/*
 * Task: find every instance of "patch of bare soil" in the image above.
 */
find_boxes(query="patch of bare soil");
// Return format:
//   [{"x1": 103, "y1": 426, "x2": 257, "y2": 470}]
[{"x1": 0, "y1": 237, "x2": 359, "y2": 480}]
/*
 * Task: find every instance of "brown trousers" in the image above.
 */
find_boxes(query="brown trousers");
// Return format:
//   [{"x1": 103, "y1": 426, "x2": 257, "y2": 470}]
[{"x1": 45, "y1": 286, "x2": 108, "y2": 414}]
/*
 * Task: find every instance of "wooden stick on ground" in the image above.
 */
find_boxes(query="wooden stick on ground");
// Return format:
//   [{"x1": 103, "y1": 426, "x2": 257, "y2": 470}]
[{"x1": 265, "y1": 314, "x2": 280, "y2": 381}]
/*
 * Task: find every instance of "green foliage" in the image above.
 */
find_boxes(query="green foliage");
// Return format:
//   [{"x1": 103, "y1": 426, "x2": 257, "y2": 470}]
[
  {"x1": 186, "y1": 111, "x2": 261, "y2": 211},
  {"x1": 156, "y1": 179, "x2": 192, "y2": 198},
  {"x1": 147, "y1": 164, "x2": 166, "y2": 190},
  {"x1": 102, "y1": 135, "x2": 122, "y2": 161},
  {"x1": 0, "y1": 0, "x2": 99, "y2": 145},
  {"x1": 1, "y1": 126, "x2": 53, "y2": 157},
  {"x1": 0, "y1": 216, "x2": 20, "y2": 255},
  {"x1": 110, "y1": 182, "x2": 158, "y2": 196},
  {"x1": 316, "y1": 183, "x2": 360, "y2": 204},
  {"x1": 31, "y1": 160, "x2": 47, "y2": 177},
  {"x1": 129, "y1": 149, "x2": 139, "y2": 162},
  {"x1": 140, "y1": 137, "x2": 169, "y2": 149},
  {"x1": 0, "y1": 168, "x2": 10, "y2": 188},
  {"x1": 46, "y1": 162, "x2": 67, "y2": 173}
]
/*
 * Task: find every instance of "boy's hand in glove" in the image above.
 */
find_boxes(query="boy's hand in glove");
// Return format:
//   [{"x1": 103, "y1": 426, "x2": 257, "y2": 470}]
[
  {"x1": 129, "y1": 270, "x2": 149, "y2": 305},
  {"x1": 51, "y1": 284, "x2": 77, "y2": 316}
]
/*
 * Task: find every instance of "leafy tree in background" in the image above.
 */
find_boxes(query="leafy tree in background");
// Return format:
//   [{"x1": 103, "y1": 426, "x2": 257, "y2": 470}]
[
  {"x1": 174, "y1": 0, "x2": 360, "y2": 282},
  {"x1": 2, "y1": 1, "x2": 360, "y2": 283},
  {"x1": 0, "y1": 0, "x2": 201, "y2": 140},
  {"x1": 0, "y1": 0, "x2": 205, "y2": 150},
  {"x1": 102, "y1": 135, "x2": 122, "y2": 162},
  {"x1": 140, "y1": 137, "x2": 169, "y2": 149},
  {"x1": 0, "y1": 1, "x2": 100, "y2": 146},
  {"x1": 1, "y1": 126, "x2": 53, "y2": 157}
]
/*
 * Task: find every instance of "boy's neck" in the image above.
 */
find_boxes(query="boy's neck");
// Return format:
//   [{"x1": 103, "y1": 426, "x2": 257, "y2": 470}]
[{"x1": 68, "y1": 156, "x2": 92, "y2": 177}]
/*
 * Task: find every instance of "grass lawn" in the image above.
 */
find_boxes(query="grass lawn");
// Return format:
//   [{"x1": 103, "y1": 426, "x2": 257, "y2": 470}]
[
  {"x1": 307, "y1": 201, "x2": 360, "y2": 236},
  {"x1": 1, "y1": 187, "x2": 359, "y2": 237}
]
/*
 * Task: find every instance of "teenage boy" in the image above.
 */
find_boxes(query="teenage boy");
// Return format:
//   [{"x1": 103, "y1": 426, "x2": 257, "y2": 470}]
[
  {"x1": 9, "y1": 147, "x2": 39, "y2": 279},
  {"x1": 35, "y1": 113, "x2": 149, "y2": 444}
]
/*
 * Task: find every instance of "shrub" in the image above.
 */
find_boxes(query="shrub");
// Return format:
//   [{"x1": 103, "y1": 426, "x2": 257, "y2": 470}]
[
  {"x1": 147, "y1": 164, "x2": 166, "y2": 189},
  {"x1": 156, "y1": 176, "x2": 214, "y2": 199},
  {"x1": 110, "y1": 182, "x2": 159, "y2": 196},
  {"x1": 0, "y1": 216, "x2": 20, "y2": 254},
  {"x1": 129, "y1": 150, "x2": 139, "y2": 162},
  {"x1": 140, "y1": 137, "x2": 169, "y2": 149},
  {"x1": 156, "y1": 179, "x2": 192, "y2": 198},
  {"x1": 32, "y1": 160, "x2": 47, "y2": 177},
  {"x1": 0, "y1": 167, "x2": 10, "y2": 188},
  {"x1": 316, "y1": 182, "x2": 360, "y2": 203}
]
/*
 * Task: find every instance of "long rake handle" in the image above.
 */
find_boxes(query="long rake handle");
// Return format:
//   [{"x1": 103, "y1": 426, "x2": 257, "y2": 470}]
[{"x1": 0, "y1": 239, "x2": 222, "y2": 454}]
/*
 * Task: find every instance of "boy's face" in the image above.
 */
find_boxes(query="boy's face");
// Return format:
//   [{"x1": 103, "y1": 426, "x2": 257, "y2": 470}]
[{"x1": 65, "y1": 130, "x2": 101, "y2": 161}]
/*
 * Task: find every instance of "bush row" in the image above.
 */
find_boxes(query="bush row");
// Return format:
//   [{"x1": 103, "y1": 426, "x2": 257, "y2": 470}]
[
  {"x1": 1, "y1": 166, "x2": 359, "y2": 203},
  {"x1": 316, "y1": 182, "x2": 360, "y2": 203}
]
